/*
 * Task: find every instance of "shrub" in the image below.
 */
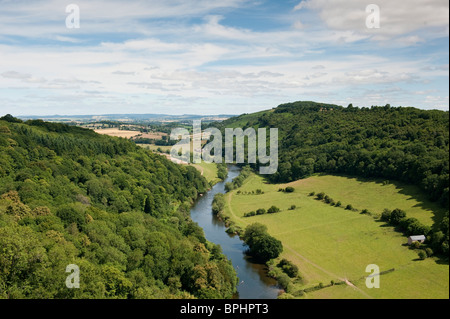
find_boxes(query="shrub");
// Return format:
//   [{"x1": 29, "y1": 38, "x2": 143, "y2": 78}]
[
  {"x1": 335, "y1": 201, "x2": 342, "y2": 207},
  {"x1": 425, "y1": 248, "x2": 434, "y2": 257},
  {"x1": 267, "y1": 206, "x2": 281, "y2": 214},
  {"x1": 308, "y1": 192, "x2": 315, "y2": 197},
  {"x1": 345, "y1": 204, "x2": 353, "y2": 211},
  {"x1": 277, "y1": 273, "x2": 291, "y2": 290},
  {"x1": 285, "y1": 187, "x2": 295, "y2": 193},
  {"x1": 244, "y1": 211, "x2": 256, "y2": 218},
  {"x1": 410, "y1": 241, "x2": 421, "y2": 249},
  {"x1": 390, "y1": 208, "x2": 406, "y2": 225},
  {"x1": 316, "y1": 192, "x2": 325, "y2": 200},
  {"x1": 225, "y1": 182, "x2": 234, "y2": 192},
  {"x1": 256, "y1": 208, "x2": 266, "y2": 215},
  {"x1": 278, "y1": 259, "x2": 299, "y2": 278},
  {"x1": 381, "y1": 209, "x2": 392, "y2": 222},
  {"x1": 418, "y1": 250, "x2": 427, "y2": 260},
  {"x1": 289, "y1": 205, "x2": 296, "y2": 210},
  {"x1": 212, "y1": 194, "x2": 225, "y2": 214}
]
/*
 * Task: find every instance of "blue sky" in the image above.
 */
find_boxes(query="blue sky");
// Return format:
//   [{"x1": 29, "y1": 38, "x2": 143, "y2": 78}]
[{"x1": 0, "y1": 0, "x2": 448, "y2": 116}]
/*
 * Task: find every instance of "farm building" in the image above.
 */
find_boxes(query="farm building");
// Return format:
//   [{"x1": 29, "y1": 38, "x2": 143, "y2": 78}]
[{"x1": 408, "y1": 235, "x2": 426, "y2": 245}]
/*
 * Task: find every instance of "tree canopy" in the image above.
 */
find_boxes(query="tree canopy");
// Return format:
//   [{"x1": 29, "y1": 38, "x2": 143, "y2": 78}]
[{"x1": 0, "y1": 116, "x2": 237, "y2": 299}]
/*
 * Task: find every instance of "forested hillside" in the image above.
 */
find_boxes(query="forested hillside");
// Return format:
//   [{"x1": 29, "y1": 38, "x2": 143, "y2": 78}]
[
  {"x1": 212, "y1": 102, "x2": 449, "y2": 254},
  {"x1": 215, "y1": 102, "x2": 449, "y2": 208},
  {"x1": 0, "y1": 115, "x2": 237, "y2": 299}
]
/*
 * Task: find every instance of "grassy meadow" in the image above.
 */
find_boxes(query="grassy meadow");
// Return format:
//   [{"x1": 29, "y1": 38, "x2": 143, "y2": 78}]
[
  {"x1": 192, "y1": 161, "x2": 221, "y2": 186},
  {"x1": 222, "y1": 172, "x2": 449, "y2": 299}
]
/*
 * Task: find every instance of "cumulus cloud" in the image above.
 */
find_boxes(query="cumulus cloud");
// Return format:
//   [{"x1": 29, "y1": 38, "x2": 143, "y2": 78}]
[
  {"x1": 0, "y1": 0, "x2": 448, "y2": 114},
  {"x1": 1, "y1": 71, "x2": 47, "y2": 84},
  {"x1": 294, "y1": 0, "x2": 449, "y2": 40}
]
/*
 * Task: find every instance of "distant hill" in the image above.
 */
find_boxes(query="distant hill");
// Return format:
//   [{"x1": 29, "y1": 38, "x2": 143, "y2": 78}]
[
  {"x1": 16, "y1": 113, "x2": 234, "y2": 123},
  {"x1": 213, "y1": 101, "x2": 449, "y2": 209}
]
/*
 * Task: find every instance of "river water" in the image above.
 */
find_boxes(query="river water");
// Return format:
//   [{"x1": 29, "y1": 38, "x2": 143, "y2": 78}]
[{"x1": 190, "y1": 165, "x2": 280, "y2": 299}]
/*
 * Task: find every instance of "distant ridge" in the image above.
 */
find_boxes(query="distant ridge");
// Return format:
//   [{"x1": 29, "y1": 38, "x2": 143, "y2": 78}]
[{"x1": 17, "y1": 113, "x2": 235, "y2": 122}]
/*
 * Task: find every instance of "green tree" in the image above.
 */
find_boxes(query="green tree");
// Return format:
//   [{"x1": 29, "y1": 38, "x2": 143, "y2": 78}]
[
  {"x1": 417, "y1": 250, "x2": 427, "y2": 260},
  {"x1": 390, "y1": 208, "x2": 407, "y2": 225}
]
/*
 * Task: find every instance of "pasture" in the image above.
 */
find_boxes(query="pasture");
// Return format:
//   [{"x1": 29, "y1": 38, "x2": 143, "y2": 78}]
[{"x1": 223, "y1": 173, "x2": 449, "y2": 299}]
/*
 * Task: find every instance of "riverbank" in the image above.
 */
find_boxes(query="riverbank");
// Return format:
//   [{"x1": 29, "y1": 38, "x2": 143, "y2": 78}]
[{"x1": 189, "y1": 165, "x2": 281, "y2": 299}]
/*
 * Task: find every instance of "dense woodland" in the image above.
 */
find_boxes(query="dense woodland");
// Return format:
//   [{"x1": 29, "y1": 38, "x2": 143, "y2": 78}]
[
  {"x1": 213, "y1": 101, "x2": 449, "y2": 255},
  {"x1": 0, "y1": 115, "x2": 237, "y2": 299}
]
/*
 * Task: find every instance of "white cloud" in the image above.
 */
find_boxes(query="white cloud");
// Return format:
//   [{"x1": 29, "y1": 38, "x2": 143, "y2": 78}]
[
  {"x1": 0, "y1": 1, "x2": 448, "y2": 115},
  {"x1": 294, "y1": 0, "x2": 449, "y2": 40},
  {"x1": 0, "y1": 0, "x2": 249, "y2": 39}
]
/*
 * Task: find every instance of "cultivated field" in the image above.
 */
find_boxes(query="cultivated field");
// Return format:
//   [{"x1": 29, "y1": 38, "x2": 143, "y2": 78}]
[
  {"x1": 94, "y1": 128, "x2": 168, "y2": 140},
  {"x1": 94, "y1": 128, "x2": 140, "y2": 138},
  {"x1": 223, "y1": 173, "x2": 449, "y2": 299}
]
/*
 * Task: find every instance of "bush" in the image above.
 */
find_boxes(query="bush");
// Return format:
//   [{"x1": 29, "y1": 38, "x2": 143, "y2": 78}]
[
  {"x1": 381, "y1": 208, "x2": 392, "y2": 222},
  {"x1": 425, "y1": 248, "x2": 434, "y2": 257},
  {"x1": 335, "y1": 201, "x2": 342, "y2": 207},
  {"x1": 267, "y1": 206, "x2": 281, "y2": 214},
  {"x1": 289, "y1": 205, "x2": 296, "y2": 210},
  {"x1": 277, "y1": 273, "x2": 291, "y2": 290},
  {"x1": 316, "y1": 192, "x2": 325, "y2": 200},
  {"x1": 225, "y1": 182, "x2": 234, "y2": 192},
  {"x1": 244, "y1": 211, "x2": 256, "y2": 218},
  {"x1": 212, "y1": 194, "x2": 225, "y2": 214},
  {"x1": 256, "y1": 208, "x2": 266, "y2": 215},
  {"x1": 285, "y1": 187, "x2": 295, "y2": 193},
  {"x1": 308, "y1": 192, "x2": 315, "y2": 197},
  {"x1": 418, "y1": 250, "x2": 427, "y2": 260},
  {"x1": 345, "y1": 204, "x2": 353, "y2": 211},
  {"x1": 278, "y1": 259, "x2": 299, "y2": 278},
  {"x1": 410, "y1": 241, "x2": 421, "y2": 249},
  {"x1": 390, "y1": 208, "x2": 406, "y2": 225}
]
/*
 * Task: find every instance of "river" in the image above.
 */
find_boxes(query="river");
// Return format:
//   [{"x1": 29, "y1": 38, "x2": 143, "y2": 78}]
[{"x1": 190, "y1": 165, "x2": 280, "y2": 299}]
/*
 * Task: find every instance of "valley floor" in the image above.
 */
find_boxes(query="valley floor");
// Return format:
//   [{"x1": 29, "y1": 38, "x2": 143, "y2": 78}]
[{"x1": 222, "y1": 173, "x2": 449, "y2": 299}]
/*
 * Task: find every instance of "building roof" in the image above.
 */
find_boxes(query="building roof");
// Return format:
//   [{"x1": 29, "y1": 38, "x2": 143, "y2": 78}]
[{"x1": 409, "y1": 235, "x2": 426, "y2": 241}]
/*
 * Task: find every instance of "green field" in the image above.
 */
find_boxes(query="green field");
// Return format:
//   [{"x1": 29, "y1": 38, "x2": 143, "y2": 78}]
[
  {"x1": 223, "y1": 173, "x2": 449, "y2": 299},
  {"x1": 139, "y1": 144, "x2": 222, "y2": 186},
  {"x1": 139, "y1": 144, "x2": 173, "y2": 153},
  {"x1": 192, "y1": 162, "x2": 221, "y2": 186}
]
